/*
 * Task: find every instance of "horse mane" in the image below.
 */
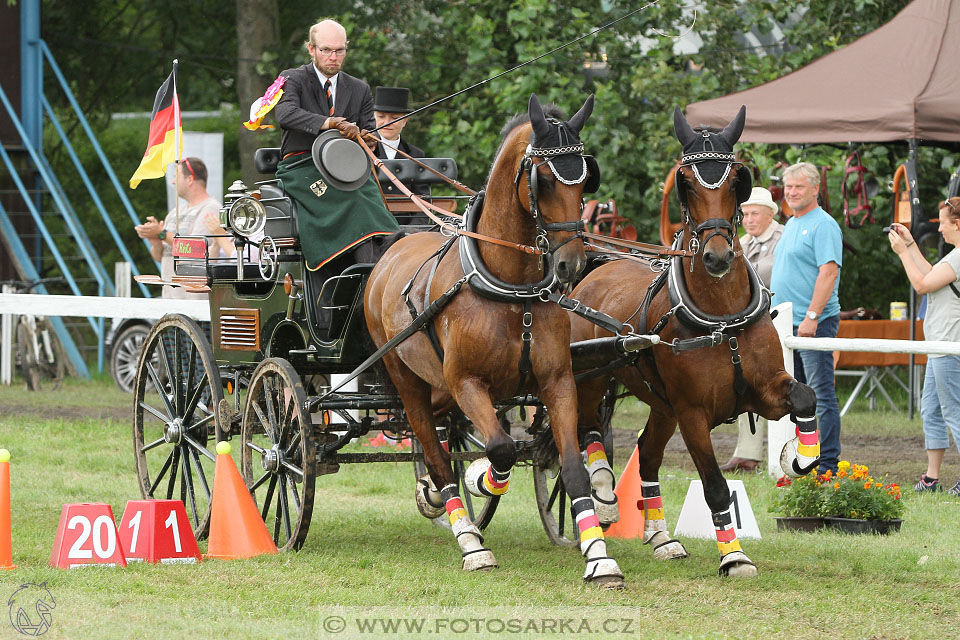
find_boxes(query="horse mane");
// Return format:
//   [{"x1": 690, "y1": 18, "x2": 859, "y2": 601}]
[{"x1": 487, "y1": 104, "x2": 568, "y2": 183}]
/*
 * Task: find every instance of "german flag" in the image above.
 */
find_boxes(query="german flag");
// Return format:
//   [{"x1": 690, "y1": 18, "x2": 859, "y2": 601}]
[{"x1": 129, "y1": 62, "x2": 181, "y2": 189}]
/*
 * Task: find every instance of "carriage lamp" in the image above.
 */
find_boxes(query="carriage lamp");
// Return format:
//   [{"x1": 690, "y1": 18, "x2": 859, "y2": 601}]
[{"x1": 225, "y1": 196, "x2": 267, "y2": 238}]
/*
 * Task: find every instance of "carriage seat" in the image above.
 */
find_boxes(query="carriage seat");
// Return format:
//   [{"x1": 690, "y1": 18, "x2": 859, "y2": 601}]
[
  {"x1": 254, "y1": 147, "x2": 282, "y2": 174},
  {"x1": 378, "y1": 158, "x2": 459, "y2": 215}
]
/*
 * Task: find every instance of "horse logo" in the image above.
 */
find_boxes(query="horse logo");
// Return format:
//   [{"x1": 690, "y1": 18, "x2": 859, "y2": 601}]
[{"x1": 8, "y1": 582, "x2": 56, "y2": 636}]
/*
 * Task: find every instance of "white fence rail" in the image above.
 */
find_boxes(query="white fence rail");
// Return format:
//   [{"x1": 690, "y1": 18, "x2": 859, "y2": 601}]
[
  {"x1": 767, "y1": 302, "x2": 960, "y2": 477},
  {"x1": 0, "y1": 293, "x2": 208, "y2": 385}
]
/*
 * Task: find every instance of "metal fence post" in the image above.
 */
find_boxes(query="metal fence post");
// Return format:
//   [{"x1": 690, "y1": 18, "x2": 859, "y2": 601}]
[{"x1": 1, "y1": 284, "x2": 13, "y2": 385}]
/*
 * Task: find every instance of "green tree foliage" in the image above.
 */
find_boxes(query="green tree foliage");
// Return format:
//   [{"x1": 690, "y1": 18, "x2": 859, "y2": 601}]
[{"x1": 37, "y1": 0, "x2": 954, "y2": 312}]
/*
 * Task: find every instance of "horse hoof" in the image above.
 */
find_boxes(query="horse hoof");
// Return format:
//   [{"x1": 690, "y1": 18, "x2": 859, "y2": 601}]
[
  {"x1": 780, "y1": 438, "x2": 819, "y2": 478},
  {"x1": 587, "y1": 575, "x2": 625, "y2": 590},
  {"x1": 462, "y1": 549, "x2": 498, "y2": 572},
  {"x1": 592, "y1": 496, "x2": 620, "y2": 526},
  {"x1": 719, "y1": 551, "x2": 758, "y2": 578},
  {"x1": 653, "y1": 540, "x2": 689, "y2": 560},
  {"x1": 464, "y1": 458, "x2": 492, "y2": 497},
  {"x1": 415, "y1": 476, "x2": 445, "y2": 519}
]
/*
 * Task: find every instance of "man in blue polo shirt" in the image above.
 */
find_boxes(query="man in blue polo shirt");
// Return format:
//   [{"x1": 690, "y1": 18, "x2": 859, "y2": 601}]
[{"x1": 770, "y1": 161, "x2": 843, "y2": 473}]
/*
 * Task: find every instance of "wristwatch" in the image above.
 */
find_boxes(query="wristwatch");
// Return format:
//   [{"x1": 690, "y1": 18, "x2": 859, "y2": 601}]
[
  {"x1": 805, "y1": 310, "x2": 819, "y2": 321},
  {"x1": 157, "y1": 230, "x2": 167, "y2": 241}
]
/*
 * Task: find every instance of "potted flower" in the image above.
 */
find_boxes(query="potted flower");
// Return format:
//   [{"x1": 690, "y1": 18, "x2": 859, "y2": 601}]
[
  {"x1": 769, "y1": 472, "x2": 826, "y2": 531},
  {"x1": 820, "y1": 461, "x2": 904, "y2": 534}
]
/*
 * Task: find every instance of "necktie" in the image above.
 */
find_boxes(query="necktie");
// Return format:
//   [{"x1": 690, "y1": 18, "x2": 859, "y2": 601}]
[{"x1": 324, "y1": 80, "x2": 334, "y2": 116}]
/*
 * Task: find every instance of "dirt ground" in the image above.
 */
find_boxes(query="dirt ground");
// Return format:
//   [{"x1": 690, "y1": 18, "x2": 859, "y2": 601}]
[
  {"x1": 4, "y1": 390, "x2": 956, "y2": 488},
  {"x1": 611, "y1": 422, "x2": 957, "y2": 488}
]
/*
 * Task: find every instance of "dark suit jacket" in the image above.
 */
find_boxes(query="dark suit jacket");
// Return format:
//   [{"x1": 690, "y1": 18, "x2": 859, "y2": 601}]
[{"x1": 275, "y1": 64, "x2": 375, "y2": 158}]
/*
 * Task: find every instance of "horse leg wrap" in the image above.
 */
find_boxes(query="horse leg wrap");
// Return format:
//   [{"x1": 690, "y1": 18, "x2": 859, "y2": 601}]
[
  {"x1": 713, "y1": 508, "x2": 756, "y2": 577},
  {"x1": 464, "y1": 458, "x2": 510, "y2": 497},
  {"x1": 584, "y1": 432, "x2": 618, "y2": 525},
  {"x1": 415, "y1": 475, "x2": 445, "y2": 519},
  {"x1": 441, "y1": 484, "x2": 497, "y2": 571},
  {"x1": 572, "y1": 496, "x2": 624, "y2": 587},
  {"x1": 641, "y1": 482, "x2": 688, "y2": 559},
  {"x1": 780, "y1": 413, "x2": 821, "y2": 478}
]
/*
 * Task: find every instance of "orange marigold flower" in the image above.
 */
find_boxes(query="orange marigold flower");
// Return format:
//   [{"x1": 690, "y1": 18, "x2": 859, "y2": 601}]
[
  {"x1": 834, "y1": 482, "x2": 840, "y2": 489},
  {"x1": 864, "y1": 481, "x2": 872, "y2": 489},
  {"x1": 837, "y1": 469, "x2": 848, "y2": 478}
]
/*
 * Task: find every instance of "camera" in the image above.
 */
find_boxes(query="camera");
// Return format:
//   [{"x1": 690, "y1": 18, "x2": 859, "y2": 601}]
[{"x1": 882, "y1": 225, "x2": 892, "y2": 233}]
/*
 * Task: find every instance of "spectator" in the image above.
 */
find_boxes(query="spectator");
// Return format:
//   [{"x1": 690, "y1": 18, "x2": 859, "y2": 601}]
[
  {"x1": 134, "y1": 157, "x2": 228, "y2": 299},
  {"x1": 770, "y1": 162, "x2": 843, "y2": 473},
  {"x1": 887, "y1": 198, "x2": 960, "y2": 495},
  {"x1": 721, "y1": 187, "x2": 783, "y2": 473}
]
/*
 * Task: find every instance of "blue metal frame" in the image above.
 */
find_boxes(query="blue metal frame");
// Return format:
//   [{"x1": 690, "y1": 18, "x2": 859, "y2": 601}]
[{"x1": 0, "y1": 199, "x2": 90, "y2": 378}]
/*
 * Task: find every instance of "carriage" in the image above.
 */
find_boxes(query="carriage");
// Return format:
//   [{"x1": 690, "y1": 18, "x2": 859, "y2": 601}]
[{"x1": 130, "y1": 113, "x2": 650, "y2": 562}]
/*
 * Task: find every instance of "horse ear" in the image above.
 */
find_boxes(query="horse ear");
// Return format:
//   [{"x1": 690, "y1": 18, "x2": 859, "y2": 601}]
[
  {"x1": 720, "y1": 105, "x2": 747, "y2": 146},
  {"x1": 673, "y1": 106, "x2": 697, "y2": 149},
  {"x1": 567, "y1": 94, "x2": 594, "y2": 135},
  {"x1": 528, "y1": 94, "x2": 551, "y2": 138}
]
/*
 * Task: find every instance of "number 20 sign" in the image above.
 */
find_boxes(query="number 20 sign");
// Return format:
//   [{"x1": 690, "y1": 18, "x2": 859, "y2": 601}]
[
  {"x1": 49, "y1": 503, "x2": 127, "y2": 569},
  {"x1": 118, "y1": 500, "x2": 201, "y2": 564}
]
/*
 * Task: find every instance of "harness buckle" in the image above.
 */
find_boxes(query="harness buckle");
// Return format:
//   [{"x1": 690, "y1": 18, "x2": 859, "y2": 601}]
[{"x1": 522, "y1": 311, "x2": 533, "y2": 328}]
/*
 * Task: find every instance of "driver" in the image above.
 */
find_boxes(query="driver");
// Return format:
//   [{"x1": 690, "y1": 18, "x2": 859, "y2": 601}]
[{"x1": 272, "y1": 19, "x2": 399, "y2": 268}]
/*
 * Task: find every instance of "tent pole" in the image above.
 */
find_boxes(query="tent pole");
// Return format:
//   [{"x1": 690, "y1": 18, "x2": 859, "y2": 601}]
[{"x1": 906, "y1": 138, "x2": 920, "y2": 420}]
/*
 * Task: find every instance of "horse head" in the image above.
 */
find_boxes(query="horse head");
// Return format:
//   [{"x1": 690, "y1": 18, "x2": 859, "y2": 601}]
[
  {"x1": 673, "y1": 105, "x2": 751, "y2": 278},
  {"x1": 494, "y1": 94, "x2": 597, "y2": 285}
]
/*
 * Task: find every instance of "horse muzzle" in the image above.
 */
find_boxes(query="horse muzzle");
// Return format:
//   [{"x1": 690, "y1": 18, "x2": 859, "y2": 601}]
[
  {"x1": 553, "y1": 241, "x2": 586, "y2": 285},
  {"x1": 702, "y1": 246, "x2": 734, "y2": 278}
]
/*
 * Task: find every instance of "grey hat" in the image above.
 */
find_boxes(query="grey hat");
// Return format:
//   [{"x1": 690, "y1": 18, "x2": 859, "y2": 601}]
[
  {"x1": 311, "y1": 130, "x2": 372, "y2": 191},
  {"x1": 373, "y1": 86, "x2": 413, "y2": 114}
]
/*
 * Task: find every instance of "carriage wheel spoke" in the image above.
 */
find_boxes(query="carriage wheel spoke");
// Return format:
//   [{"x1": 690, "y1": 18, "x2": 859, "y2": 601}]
[
  {"x1": 558, "y1": 481, "x2": 567, "y2": 535},
  {"x1": 280, "y1": 460, "x2": 304, "y2": 482},
  {"x1": 547, "y1": 474, "x2": 562, "y2": 511},
  {"x1": 145, "y1": 360, "x2": 175, "y2": 417},
  {"x1": 182, "y1": 371, "x2": 210, "y2": 426},
  {"x1": 252, "y1": 402, "x2": 272, "y2": 442},
  {"x1": 148, "y1": 448, "x2": 176, "y2": 496},
  {"x1": 279, "y1": 474, "x2": 292, "y2": 541},
  {"x1": 166, "y1": 447, "x2": 181, "y2": 500},
  {"x1": 261, "y1": 475, "x2": 278, "y2": 521},
  {"x1": 283, "y1": 430, "x2": 302, "y2": 459},
  {"x1": 156, "y1": 335, "x2": 175, "y2": 397},
  {"x1": 140, "y1": 435, "x2": 167, "y2": 454},
  {"x1": 188, "y1": 445, "x2": 212, "y2": 499},
  {"x1": 183, "y1": 433, "x2": 216, "y2": 462},
  {"x1": 139, "y1": 400, "x2": 171, "y2": 424},
  {"x1": 263, "y1": 377, "x2": 280, "y2": 441},
  {"x1": 180, "y1": 445, "x2": 199, "y2": 524},
  {"x1": 251, "y1": 469, "x2": 272, "y2": 492},
  {"x1": 173, "y1": 329, "x2": 183, "y2": 414},
  {"x1": 285, "y1": 472, "x2": 302, "y2": 511}
]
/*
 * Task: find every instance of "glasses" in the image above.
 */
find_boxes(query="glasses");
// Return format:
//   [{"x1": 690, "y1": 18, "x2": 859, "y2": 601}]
[{"x1": 314, "y1": 45, "x2": 347, "y2": 58}]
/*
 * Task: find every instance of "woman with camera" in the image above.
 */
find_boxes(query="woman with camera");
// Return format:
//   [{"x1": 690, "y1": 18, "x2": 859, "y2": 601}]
[{"x1": 888, "y1": 197, "x2": 960, "y2": 495}]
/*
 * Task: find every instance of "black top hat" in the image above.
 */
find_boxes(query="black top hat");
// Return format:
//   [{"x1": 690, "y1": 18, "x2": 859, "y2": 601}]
[
  {"x1": 311, "y1": 130, "x2": 372, "y2": 191},
  {"x1": 373, "y1": 86, "x2": 413, "y2": 114}
]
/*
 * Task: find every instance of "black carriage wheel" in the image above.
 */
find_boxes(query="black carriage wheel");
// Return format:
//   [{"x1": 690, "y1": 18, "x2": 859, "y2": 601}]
[
  {"x1": 133, "y1": 314, "x2": 224, "y2": 540},
  {"x1": 240, "y1": 358, "x2": 315, "y2": 552},
  {"x1": 533, "y1": 459, "x2": 579, "y2": 548},
  {"x1": 111, "y1": 324, "x2": 151, "y2": 393},
  {"x1": 412, "y1": 419, "x2": 500, "y2": 531}
]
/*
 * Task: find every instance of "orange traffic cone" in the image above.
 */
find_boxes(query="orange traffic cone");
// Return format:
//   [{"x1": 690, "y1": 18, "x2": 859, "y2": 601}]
[
  {"x1": 0, "y1": 449, "x2": 15, "y2": 569},
  {"x1": 206, "y1": 442, "x2": 278, "y2": 560},
  {"x1": 604, "y1": 446, "x2": 645, "y2": 539}
]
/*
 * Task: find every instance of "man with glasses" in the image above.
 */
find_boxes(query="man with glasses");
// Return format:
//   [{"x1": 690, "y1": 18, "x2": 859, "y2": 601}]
[
  {"x1": 134, "y1": 157, "x2": 229, "y2": 299},
  {"x1": 275, "y1": 19, "x2": 376, "y2": 157}
]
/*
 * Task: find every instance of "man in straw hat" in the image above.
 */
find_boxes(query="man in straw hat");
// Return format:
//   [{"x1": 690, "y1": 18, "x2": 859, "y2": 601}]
[{"x1": 721, "y1": 186, "x2": 783, "y2": 473}]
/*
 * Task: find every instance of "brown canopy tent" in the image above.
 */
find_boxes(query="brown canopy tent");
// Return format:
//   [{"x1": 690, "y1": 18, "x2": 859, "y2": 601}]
[{"x1": 685, "y1": 0, "x2": 960, "y2": 146}]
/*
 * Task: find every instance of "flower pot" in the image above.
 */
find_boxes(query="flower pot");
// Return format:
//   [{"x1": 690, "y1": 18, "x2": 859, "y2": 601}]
[
  {"x1": 774, "y1": 516, "x2": 824, "y2": 532},
  {"x1": 871, "y1": 518, "x2": 903, "y2": 535},
  {"x1": 824, "y1": 517, "x2": 875, "y2": 534}
]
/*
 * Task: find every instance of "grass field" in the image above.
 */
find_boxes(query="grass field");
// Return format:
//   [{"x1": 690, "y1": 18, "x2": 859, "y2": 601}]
[{"x1": 0, "y1": 377, "x2": 958, "y2": 639}]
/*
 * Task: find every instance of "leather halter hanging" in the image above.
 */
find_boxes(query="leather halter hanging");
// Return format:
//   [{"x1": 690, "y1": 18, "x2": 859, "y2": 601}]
[{"x1": 842, "y1": 151, "x2": 876, "y2": 229}]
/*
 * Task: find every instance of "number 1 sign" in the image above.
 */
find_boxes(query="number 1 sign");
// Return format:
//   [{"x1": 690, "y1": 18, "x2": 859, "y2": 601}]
[
  {"x1": 118, "y1": 500, "x2": 201, "y2": 564},
  {"x1": 49, "y1": 503, "x2": 127, "y2": 569}
]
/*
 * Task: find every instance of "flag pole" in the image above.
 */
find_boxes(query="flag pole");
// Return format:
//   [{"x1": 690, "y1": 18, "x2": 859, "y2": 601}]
[{"x1": 173, "y1": 59, "x2": 181, "y2": 236}]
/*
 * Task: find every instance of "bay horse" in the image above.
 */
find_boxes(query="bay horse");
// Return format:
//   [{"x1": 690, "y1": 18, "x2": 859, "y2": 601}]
[
  {"x1": 571, "y1": 105, "x2": 820, "y2": 577},
  {"x1": 364, "y1": 94, "x2": 625, "y2": 587}
]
